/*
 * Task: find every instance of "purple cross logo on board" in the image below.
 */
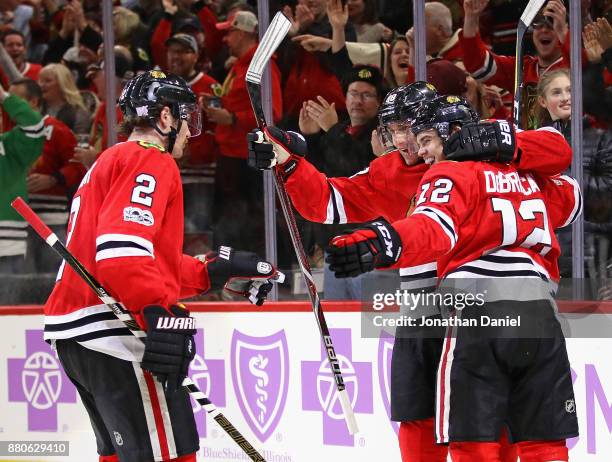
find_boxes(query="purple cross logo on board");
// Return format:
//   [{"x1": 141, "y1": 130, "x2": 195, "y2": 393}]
[
  {"x1": 7, "y1": 330, "x2": 77, "y2": 431},
  {"x1": 301, "y1": 328, "x2": 373, "y2": 446},
  {"x1": 188, "y1": 328, "x2": 225, "y2": 438},
  {"x1": 378, "y1": 333, "x2": 399, "y2": 434},
  {"x1": 231, "y1": 330, "x2": 289, "y2": 442}
]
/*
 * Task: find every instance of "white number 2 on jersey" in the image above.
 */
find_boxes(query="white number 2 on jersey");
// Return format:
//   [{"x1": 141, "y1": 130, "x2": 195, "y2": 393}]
[{"x1": 131, "y1": 174, "x2": 156, "y2": 207}]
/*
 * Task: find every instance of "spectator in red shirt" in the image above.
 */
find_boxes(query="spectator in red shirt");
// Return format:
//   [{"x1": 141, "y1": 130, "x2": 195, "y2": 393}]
[
  {"x1": 209, "y1": 10, "x2": 283, "y2": 252},
  {"x1": 461, "y1": 0, "x2": 575, "y2": 127},
  {"x1": 0, "y1": 29, "x2": 41, "y2": 87},
  {"x1": 9, "y1": 78, "x2": 86, "y2": 272}
]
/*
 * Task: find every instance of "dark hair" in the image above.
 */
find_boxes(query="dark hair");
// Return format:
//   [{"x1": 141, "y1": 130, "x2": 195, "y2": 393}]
[
  {"x1": 10, "y1": 78, "x2": 43, "y2": 103},
  {"x1": 118, "y1": 116, "x2": 151, "y2": 137},
  {"x1": 1, "y1": 29, "x2": 25, "y2": 44},
  {"x1": 350, "y1": 0, "x2": 379, "y2": 25}
]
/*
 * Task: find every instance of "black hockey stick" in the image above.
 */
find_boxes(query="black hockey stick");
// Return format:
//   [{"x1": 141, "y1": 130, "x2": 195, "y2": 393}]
[
  {"x1": 513, "y1": 0, "x2": 547, "y2": 128},
  {"x1": 11, "y1": 197, "x2": 268, "y2": 462},
  {"x1": 245, "y1": 12, "x2": 359, "y2": 434}
]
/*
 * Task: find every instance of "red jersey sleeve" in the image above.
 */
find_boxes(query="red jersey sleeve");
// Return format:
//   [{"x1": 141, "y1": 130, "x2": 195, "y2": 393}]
[
  {"x1": 460, "y1": 31, "x2": 516, "y2": 91},
  {"x1": 536, "y1": 174, "x2": 583, "y2": 230},
  {"x1": 95, "y1": 151, "x2": 181, "y2": 324},
  {"x1": 390, "y1": 162, "x2": 478, "y2": 268},
  {"x1": 514, "y1": 126, "x2": 572, "y2": 176},
  {"x1": 284, "y1": 154, "x2": 426, "y2": 224}
]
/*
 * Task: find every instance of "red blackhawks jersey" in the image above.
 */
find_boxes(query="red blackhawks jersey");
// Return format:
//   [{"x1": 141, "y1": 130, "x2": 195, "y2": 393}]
[
  {"x1": 390, "y1": 161, "x2": 582, "y2": 284},
  {"x1": 28, "y1": 115, "x2": 85, "y2": 226},
  {"x1": 44, "y1": 140, "x2": 211, "y2": 361},
  {"x1": 285, "y1": 126, "x2": 572, "y2": 283}
]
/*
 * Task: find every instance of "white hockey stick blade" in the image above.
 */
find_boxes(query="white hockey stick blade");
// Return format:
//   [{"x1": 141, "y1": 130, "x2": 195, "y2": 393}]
[
  {"x1": 246, "y1": 12, "x2": 291, "y2": 84},
  {"x1": 520, "y1": 0, "x2": 547, "y2": 27},
  {"x1": 338, "y1": 388, "x2": 359, "y2": 435}
]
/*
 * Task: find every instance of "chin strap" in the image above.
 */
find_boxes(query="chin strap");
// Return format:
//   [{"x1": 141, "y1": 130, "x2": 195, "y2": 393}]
[{"x1": 151, "y1": 120, "x2": 182, "y2": 153}]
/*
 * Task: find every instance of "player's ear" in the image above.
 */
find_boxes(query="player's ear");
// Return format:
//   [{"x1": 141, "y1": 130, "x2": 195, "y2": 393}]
[{"x1": 158, "y1": 106, "x2": 173, "y2": 130}]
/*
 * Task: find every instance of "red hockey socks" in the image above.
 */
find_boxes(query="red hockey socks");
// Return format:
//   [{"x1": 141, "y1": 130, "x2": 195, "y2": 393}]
[
  {"x1": 499, "y1": 426, "x2": 518, "y2": 462},
  {"x1": 516, "y1": 440, "x2": 568, "y2": 462},
  {"x1": 449, "y1": 441, "x2": 502, "y2": 462},
  {"x1": 99, "y1": 455, "x2": 119, "y2": 462},
  {"x1": 399, "y1": 418, "x2": 448, "y2": 462}
]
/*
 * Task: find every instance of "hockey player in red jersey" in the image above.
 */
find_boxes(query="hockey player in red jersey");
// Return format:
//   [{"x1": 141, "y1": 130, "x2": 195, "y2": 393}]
[
  {"x1": 327, "y1": 95, "x2": 581, "y2": 462},
  {"x1": 248, "y1": 83, "x2": 572, "y2": 462},
  {"x1": 44, "y1": 70, "x2": 282, "y2": 462}
]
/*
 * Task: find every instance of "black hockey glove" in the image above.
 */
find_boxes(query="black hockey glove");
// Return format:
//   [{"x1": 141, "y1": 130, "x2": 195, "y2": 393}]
[
  {"x1": 201, "y1": 246, "x2": 285, "y2": 305},
  {"x1": 325, "y1": 218, "x2": 403, "y2": 278},
  {"x1": 141, "y1": 304, "x2": 196, "y2": 392},
  {"x1": 247, "y1": 126, "x2": 307, "y2": 179},
  {"x1": 444, "y1": 120, "x2": 517, "y2": 164}
]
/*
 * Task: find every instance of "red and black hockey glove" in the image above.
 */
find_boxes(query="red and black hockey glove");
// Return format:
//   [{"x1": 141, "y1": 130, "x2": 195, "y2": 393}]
[
  {"x1": 325, "y1": 218, "x2": 403, "y2": 278},
  {"x1": 202, "y1": 246, "x2": 285, "y2": 305},
  {"x1": 141, "y1": 304, "x2": 196, "y2": 392},
  {"x1": 247, "y1": 126, "x2": 307, "y2": 179},
  {"x1": 444, "y1": 120, "x2": 517, "y2": 164}
]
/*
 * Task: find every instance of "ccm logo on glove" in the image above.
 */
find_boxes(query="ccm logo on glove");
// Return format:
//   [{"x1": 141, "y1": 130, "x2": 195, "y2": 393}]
[{"x1": 373, "y1": 221, "x2": 396, "y2": 258}]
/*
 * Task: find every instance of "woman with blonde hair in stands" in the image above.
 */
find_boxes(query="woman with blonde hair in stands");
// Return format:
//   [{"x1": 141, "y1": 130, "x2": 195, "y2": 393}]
[
  {"x1": 38, "y1": 63, "x2": 91, "y2": 134},
  {"x1": 535, "y1": 68, "x2": 572, "y2": 132}
]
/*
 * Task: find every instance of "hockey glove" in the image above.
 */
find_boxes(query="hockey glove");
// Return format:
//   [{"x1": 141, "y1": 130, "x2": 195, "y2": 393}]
[
  {"x1": 326, "y1": 218, "x2": 403, "y2": 278},
  {"x1": 141, "y1": 304, "x2": 196, "y2": 392},
  {"x1": 444, "y1": 120, "x2": 517, "y2": 164},
  {"x1": 201, "y1": 246, "x2": 285, "y2": 305},
  {"x1": 247, "y1": 126, "x2": 307, "y2": 179}
]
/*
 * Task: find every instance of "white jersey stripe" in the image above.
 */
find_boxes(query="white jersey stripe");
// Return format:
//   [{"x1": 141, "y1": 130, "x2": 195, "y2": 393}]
[
  {"x1": 413, "y1": 206, "x2": 457, "y2": 249},
  {"x1": 96, "y1": 233, "x2": 154, "y2": 254},
  {"x1": 436, "y1": 322, "x2": 457, "y2": 443},
  {"x1": 132, "y1": 364, "x2": 163, "y2": 461},
  {"x1": 96, "y1": 246, "x2": 153, "y2": 261},
  {"x1": 153, "y1": 380, "x2": 178, "y2": 459},
  {"x1": 558, "y1": 175, "x2": 582, "y2": 227}
]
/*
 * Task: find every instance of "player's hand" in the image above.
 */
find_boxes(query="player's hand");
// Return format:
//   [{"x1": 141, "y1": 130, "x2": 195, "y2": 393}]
[
  {"x1": 326, "y1": 218, "x2": 403, "y2": 278},
  {"x1": 444, "y1": 120, "x2": 517, "y2": 163},
  {"x1": 201, "y1": 246, "x2": 285, "y2": 305},
  {"x1": 247, "y1": 126, "x2": 307, "y2": 173},
  {"x1": 141, "y1": 304, "x2": 196, "y2": 392}
]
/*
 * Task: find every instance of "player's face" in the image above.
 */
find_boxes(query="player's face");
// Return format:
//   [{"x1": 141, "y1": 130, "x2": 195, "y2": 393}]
[
  {"x1": 171, "y1": 118, "x2": 191, "y2": 159},
  {"x1": 416, "y1": 129, "x2": 445, "y2": 165},
  {"x1": 166, "y1": 43, "x2": 198, "y2": 78},
  {"x1": 538, "y1": 75, "x2": 571, "y2": 121},
  {"x1": 386, "y1": 121, "x2": 419, "y2": 164}
]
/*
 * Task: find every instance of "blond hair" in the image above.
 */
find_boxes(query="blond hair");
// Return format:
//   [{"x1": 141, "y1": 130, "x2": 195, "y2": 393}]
[
  {"x1": 113, "y1": 7, "x2": 141, "y2": 43},
  {"x1": 535, "y1": 68, "x2": 570, "y2": 127},
  {"x1": 40, "y1": 63, "x2": 86, "y2": 110}
]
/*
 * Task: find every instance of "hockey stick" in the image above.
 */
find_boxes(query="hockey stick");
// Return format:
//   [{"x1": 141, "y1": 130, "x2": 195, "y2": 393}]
[
  {"x1": 513, "y1": 0, "x2": 547, "y2": 128},
  {"x1": 11, "y1": 197, "x2": 268, "y2": 462},
  {"x1": 245, "y1": 12, "x2": 359, "y2": 435}
]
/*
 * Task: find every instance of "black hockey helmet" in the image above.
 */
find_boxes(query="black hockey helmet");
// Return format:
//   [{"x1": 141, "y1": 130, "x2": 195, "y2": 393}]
[
  {"x1": 378, "y1": 81, "x2": 438, "y2": 127},
  {"x1": 377, "y1": 82, "x2": 438, "y2": 154},
  {"x1": 119, "y1": 70, "x2": 201, "y2": 138},
  {"x1": 411, "y1": 95, "x2": 479, "y2": 141}
]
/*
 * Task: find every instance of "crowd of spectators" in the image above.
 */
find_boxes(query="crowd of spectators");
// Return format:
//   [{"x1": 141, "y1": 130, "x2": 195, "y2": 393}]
[{"x1": 0, "y1": 0, "x2": 610, "y2": 302}]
